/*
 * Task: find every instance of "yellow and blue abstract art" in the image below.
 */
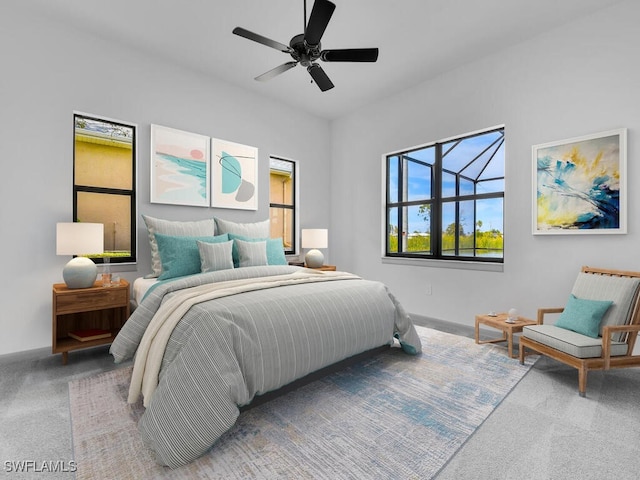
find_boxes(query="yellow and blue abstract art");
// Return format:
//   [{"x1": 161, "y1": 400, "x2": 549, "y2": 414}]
[{"x1": 533, "y1": 129, "x2": 626, "y2": 234}]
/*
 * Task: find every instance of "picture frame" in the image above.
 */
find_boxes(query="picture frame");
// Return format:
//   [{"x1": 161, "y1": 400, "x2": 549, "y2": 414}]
[
  {"x1": 150, "y1": 125, "x2": 211, "y2": 207},
  {"x1": 211, "y1": 138, "x2": 258, "y2": 210},
  {"x1": 532, "y1": 128, "x2": 627, "y2": 235}
]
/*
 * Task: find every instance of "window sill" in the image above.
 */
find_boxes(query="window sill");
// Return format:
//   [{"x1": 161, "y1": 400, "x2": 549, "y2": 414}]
[{"x1": 381, "y1": 256, "x2": 503, "y2": 272}]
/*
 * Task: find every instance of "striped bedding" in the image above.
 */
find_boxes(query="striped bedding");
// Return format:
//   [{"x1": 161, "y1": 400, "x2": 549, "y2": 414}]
[{"x1": 110, "y1": 265, "x2": 422, "y2": 468}]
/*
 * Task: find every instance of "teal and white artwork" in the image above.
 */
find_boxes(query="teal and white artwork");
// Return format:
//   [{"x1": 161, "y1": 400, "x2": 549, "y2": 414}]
[
  {"x1": 150, "y1": 125, "x2": 211, "y2": 207},
  {"x1": 212, "y1": 138, "x2": 258, "y2": 210}
]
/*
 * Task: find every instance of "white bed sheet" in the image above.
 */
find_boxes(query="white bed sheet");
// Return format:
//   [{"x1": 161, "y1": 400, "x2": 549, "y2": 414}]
[{"x1": 132, "y1": 277, "x2": 158, "y2": 308}]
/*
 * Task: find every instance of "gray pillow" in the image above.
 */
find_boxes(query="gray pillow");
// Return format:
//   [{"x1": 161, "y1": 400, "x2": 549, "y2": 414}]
[
  {"x1": 215, "y1": 217, "x2": 270, "y2": 238},
  {"x1": 197, "y1": 240, "x2": 234, "y2": 273},
  {"x1": 142, "y1": 215, "x2": 216, "y2": 277},
  {"x1": 571, "y1": 272, "x2": 640, "y2": 340},
  {"x1": 235, "y1": 239, "x2": 268, "y2": 267}
]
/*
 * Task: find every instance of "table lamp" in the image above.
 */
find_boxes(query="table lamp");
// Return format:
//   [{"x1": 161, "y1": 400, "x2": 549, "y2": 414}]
[
  {"x1": 56, "y1": 222, "x2": 104, "y2": 288},
  {"x1": 301, "y1": 228, "x2": 328, "y2": 268}
]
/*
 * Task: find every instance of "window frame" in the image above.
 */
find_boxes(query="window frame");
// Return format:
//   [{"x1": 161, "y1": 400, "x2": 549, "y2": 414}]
[
  {"x1": 73, "y1": 112, "x2": 137, "y2": 265},
  {"x1": 383, "y1": 125, "x2": 505, "y2": 266},
  {"x1": 269, "y1": 155, "x2": 298, "y2": 255}
]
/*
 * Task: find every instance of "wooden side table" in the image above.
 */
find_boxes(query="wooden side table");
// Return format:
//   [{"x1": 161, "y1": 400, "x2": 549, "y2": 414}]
[
  {"x1": 52, "y1": 279, "x2": 130, "y2": 364},
  {"x1": 289, "y1": 261, "x2": 337, "y2": 271},
  {"x1": 475, "y1": 312, "x2": 537, "y2": 358}
]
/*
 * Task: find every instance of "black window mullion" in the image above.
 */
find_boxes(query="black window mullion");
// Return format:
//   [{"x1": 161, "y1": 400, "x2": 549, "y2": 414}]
[
  {"x1": 432, "y1": 143, "x2": 442, "y2": 257},
  {"x1": 398, "y1": 155, "x2": 405, "y2": 253}
]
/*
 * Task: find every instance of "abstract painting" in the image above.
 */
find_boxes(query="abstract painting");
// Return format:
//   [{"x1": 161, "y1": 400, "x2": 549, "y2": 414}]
[
  {"x1": 533, "y1": 128, "x2": 626, "y2": 234},
  {"x1": 211, "y1": 138, "x2": 258, "y2": 210},
  {"x1": 150, "y1": 125, "x2": 211, "y2": 207}
]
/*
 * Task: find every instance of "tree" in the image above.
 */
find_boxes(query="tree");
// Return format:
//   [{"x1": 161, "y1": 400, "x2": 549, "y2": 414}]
[{"x1": 418, "y1": 204, "x2": 431, "y2": 227}]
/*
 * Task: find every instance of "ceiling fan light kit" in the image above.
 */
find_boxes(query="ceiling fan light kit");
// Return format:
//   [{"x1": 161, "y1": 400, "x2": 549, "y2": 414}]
[{"x1": 233, "y1": 0, "x2": 379, "y2": 92}]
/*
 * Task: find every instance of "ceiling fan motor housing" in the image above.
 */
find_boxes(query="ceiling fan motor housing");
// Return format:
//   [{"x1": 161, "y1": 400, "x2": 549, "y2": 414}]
[{"x1": 290, "y1": 33, "x2": 321, "y2": 66}]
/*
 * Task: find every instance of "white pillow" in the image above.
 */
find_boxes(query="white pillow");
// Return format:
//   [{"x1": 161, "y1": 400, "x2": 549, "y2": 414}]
[
  {"x1": 235, "y1": 239, "x2": 268, "y2": 267},
  {"x1": 215, "y1": 218, "x2": 270, "y2": 238},
  {"x1": 197, "y1": 240, "x2": 234, "y2": 273},
  {"x1": 142, "y1": 215, "x2": 216, "y2": 277}
]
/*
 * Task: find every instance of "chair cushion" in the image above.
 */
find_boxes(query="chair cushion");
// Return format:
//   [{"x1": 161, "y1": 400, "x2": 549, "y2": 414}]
[
  {"x1": 522, "y1": 325, "x2": 628, "y2": 359},
  {"x1": 571, "y1": 272, "x2": 640, "y2": 340},
  {"x1": 555, "y1": 294, "x2": 613, "y2": 338}
]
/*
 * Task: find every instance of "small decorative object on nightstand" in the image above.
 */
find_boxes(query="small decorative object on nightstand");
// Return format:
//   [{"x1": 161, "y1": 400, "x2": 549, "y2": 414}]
[
  {"x1": 301, "y1": 228, "x2": 328, "y2": 268},
  {"x1": 52, "y1": 279, "x2": 130, "y2": 364},
  {"x1": 56, "y1": 222, "x2": 104, "y2": 289}
]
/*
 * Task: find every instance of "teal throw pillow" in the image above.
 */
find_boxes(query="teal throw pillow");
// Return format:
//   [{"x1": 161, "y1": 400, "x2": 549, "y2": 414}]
[
  {"x1": 555, "y1": 294, "x2": 613, "y2": 338},
  {"x1": 156, "y1": 233, "x2": 229, "y2": 280},
  {"x1": 228, "y1": 233, "x2": 288, "y2": 267}
]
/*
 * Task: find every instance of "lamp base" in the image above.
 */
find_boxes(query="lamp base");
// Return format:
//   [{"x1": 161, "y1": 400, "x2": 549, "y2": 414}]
[
  {"x1": 63, "y1": 257, "x2": 98, "y2": 289},
  {"x1": 305, "y1": 249, "x2": 324, "y2": 268}
]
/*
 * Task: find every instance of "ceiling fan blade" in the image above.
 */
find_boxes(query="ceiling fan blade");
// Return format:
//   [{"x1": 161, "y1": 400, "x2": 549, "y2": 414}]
[
  {"x1": 307, "y1": 63, "x2": 334, "y2": 92},
  {"x1": 255, "y1": 62, "x2": 298, "y2": 82},
  {"x1": 232, "y1": 27, "x2": 291, "y2": 53},
  {"x1": 304, "y1": 0, "x2": 336, "y2": 46},
  {"x1": 321, "y1": 48, "x2": 379, "y2": 62}
]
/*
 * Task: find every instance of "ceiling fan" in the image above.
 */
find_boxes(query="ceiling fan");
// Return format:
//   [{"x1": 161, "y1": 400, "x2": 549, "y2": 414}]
[{"x1": 232, "y1": 0, "x2": 379, "y2": 92}]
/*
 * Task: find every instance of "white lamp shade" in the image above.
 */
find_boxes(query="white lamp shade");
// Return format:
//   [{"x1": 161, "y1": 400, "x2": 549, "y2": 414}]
[
  {"x1": 56, "y1": 223, "x2": 104, "y2": 256},
  {"x1": 56, "y1": 223, "x2": 104, "y2": 289},
  {"x1": 301, "y1": 229, "x2": 328, "y2": 249}
]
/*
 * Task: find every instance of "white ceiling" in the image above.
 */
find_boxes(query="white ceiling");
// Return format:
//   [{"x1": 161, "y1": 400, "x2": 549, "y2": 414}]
[{"x1": 17, "y1": 0, "x2": 623, "y2": 120}]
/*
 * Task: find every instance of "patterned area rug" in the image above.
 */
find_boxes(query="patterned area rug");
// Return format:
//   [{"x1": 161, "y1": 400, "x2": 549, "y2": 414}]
[{"x1": 69, "y1": 326, "x2": 536, "y2": 479}]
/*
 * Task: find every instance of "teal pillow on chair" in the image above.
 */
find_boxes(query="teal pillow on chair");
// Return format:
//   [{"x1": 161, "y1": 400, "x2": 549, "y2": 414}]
[
  {"x1": 555, "y1": 294, "x2": 613, "y2": 338},
  {"x1": 156, "y1": 233, "x2": 229, "y2": 280}
]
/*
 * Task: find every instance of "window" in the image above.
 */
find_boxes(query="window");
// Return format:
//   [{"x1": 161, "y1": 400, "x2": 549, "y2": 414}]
[
  {"x1": 385, "y1": 126, "x2": 504, "y2": 263},
  {"x1": 73, "y1": 113, "x2": 136, "y2": 264},
  {"x1": 269, "y1": 156, "x2": 297, "y2": 254}
]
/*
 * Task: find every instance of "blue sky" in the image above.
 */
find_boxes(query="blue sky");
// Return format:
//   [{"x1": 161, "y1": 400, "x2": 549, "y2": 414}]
[{"x1": 387, "y1": 130, "x2": 505, "y2": 234}]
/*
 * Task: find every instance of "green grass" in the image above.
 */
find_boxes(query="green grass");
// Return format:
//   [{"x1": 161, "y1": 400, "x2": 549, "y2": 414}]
[{"x1": 388, "y1": 233, "x2": 503, "y2": 257}]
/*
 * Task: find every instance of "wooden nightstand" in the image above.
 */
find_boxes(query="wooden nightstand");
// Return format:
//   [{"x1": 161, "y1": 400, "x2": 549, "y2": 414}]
[
  {"x1": 289, "y1": 261, "x2": 337, "y2": 271},
  {"x1": 52, "y1": 279, "x2": 130, "y2": 364},
  {"x1": 309, "y1": 265, "x2": 336, "y2": 271}
]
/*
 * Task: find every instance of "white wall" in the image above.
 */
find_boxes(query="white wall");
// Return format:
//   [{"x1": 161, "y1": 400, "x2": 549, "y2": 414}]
[
  {"x1": 330, "y1": 1, "x2": 640, "y2": 327},
  {"x1": 2, "y1": 2, "x2": 638, "y2": 357},
  {"x1": 0, "y1": 5, "x2": 330, "y2": 355}
]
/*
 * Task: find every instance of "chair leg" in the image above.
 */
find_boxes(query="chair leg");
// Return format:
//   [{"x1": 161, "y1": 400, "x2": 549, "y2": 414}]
[{"x1": 578, "y1": 367, "x2": 587, "y2": 397}]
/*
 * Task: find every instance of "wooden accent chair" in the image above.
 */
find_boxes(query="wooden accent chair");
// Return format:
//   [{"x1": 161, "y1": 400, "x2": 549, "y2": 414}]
[{"x1": 519, "y1": 266, "x2": 640, "y2": 397}]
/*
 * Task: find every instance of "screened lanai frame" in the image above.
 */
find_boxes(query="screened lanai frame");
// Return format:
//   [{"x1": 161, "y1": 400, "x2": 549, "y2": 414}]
[{"x1": 384, "y1": 125, "x2": 505, "y2": 263}]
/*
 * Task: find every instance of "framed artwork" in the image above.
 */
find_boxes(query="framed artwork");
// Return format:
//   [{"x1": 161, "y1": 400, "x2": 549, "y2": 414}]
[
  {"x1": 150, "y1": 125, "x2": 211, "y2": 207},
  {"x1": 211, "y1": 138, "x2": 258, "y2": 210},
  {"x1": 532, "y1": 128, "x2": 627, "y2": 235}
]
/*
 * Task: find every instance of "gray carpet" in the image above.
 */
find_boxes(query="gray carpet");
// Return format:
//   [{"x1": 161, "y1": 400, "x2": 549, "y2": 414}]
[{"x1": 2, "y1": 319, "x2": 640, "y2": 479}]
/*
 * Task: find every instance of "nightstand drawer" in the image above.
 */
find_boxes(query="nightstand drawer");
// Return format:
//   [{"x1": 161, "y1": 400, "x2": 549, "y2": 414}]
[{"x1": 55, "y1": 288, "x2": 128, "y2": 314}]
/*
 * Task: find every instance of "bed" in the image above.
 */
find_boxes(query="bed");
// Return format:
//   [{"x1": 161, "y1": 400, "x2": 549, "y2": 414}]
[{"x1": 110, "y1": 217, "x2": 422, "y2": 468}]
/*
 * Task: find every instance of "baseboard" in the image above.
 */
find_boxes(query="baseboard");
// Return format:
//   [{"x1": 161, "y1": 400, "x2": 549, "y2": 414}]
[{"x1": 409, "y1": 313, "x2": 475, "y2": 340}]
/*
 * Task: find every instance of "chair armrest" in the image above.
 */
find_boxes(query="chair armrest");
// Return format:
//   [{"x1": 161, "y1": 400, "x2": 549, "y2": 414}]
[
  {"x1": 601, "y1": 324, "x2": 640, "y2": 369},
  {"x1": 537, "y1": 307, "x2": 564, "y2": 325}
]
